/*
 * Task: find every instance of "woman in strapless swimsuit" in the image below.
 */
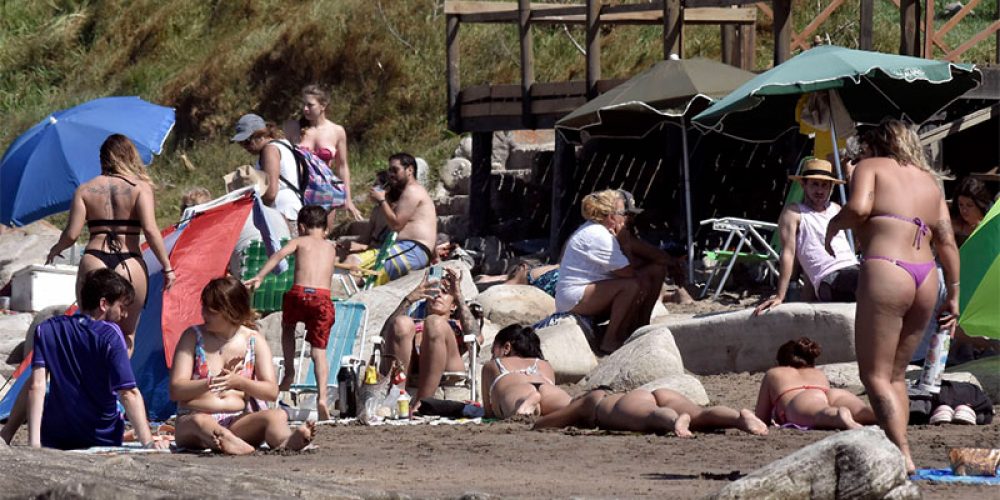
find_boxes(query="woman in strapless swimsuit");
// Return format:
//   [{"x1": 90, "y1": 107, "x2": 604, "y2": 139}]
[
  {"x1": 285, "y1": 84, "x2": 362, "y2": 226},
  {"x1": 46, "y1": 134, "x2": 174, "y2": 353},
  {"x1": 481, "y1": 324, "x2": 571, "y2": 419},
  {"x1": 755, "y1": 337, "x2": 876, "y2": 430},
  {"x1": 170, "y1": 277, "x2": 314, "y2": 455},
  {"x1": 825, "y1": 119, "x2": 960, "y2": 473}
]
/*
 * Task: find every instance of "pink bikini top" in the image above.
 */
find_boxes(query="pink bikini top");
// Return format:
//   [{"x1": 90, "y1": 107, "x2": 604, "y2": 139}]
[{"x1": 301, "y1": 145, "x2": 335, "y2": 163}]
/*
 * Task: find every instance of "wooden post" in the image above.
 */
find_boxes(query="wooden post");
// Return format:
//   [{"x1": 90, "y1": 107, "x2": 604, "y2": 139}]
[
  {"x1": 996, "y1": 0, "x2": 1000, "y2": 63},
  {"x1": 900, "y1": 0, "x2": 920, "y2": 56},
  {"x1": 739, "y1": 23, "x2": 755, "y2": 70},
  {"x1": 470, "y1": 132, "x2": 493, "y2": 237},
  {"x1": 446, "y1": 14, "x2": 461, "y2": 132},
  {"x1": 586, "y1": 0, "x2": 601, "y2": 99},
  {"x1": 859, "y1": 0, "x2": 874, "y2": 50},
  {"x1": 721, "y1": 24, "x2": 737, "y2": 67},
  {"x1": 663, "y1": 0, "x2": 682, "y2": 59},
  {"x1": 549, "y1": 133, "x2": 575, "y2": 260},
  {"x1": 518, "y1": 0, "x2": 535, "y2": 128},
  {"x1": 773, "y1": 0, "x2": 792, "y2": 65},
  {"x1": 924, "y1": 0, "x2": 935, "y2": 57}
]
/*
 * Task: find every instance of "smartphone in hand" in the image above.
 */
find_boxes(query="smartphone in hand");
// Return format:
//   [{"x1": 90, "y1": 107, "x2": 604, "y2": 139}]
[{"x1": 426, "y1": 265, "x2": 443, "y2": 297}]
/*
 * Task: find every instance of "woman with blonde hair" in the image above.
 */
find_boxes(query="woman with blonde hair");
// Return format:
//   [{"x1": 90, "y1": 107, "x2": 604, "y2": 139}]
[
  {"x1": 554, "y1": 189, "x2": 642, "y2": 354},
  {"x1": 825, "y1": 118, "x2": 960, "y2": 473},
  {"x1": 285, "y1": 84, "x2": 361, "y2": 226},
  {"x1": 46, "y1": 133, "x2": 174, "y2": 353}
]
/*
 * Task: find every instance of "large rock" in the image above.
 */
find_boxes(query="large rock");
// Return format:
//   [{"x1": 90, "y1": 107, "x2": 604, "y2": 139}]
[
  {"x1": 820, "y1": 362, "x2": 864, "y2": 390},
  {"x1": 415, "y1": 157, "x2": 430, "y2": 187},
  {"x1": 0, "y1": 312, "x2": 33, "y2": 377},
  {"x1": 454, "y1": 136, "x2": 472, "y2": 161},
  {"x1": 473, "y1": 285, "x2": 555, "y2": 328},
  {"x1": 581, "y1": 324, "x2": 685, "y2": 391},
  {"x1": 669, "y1": 303, "x2": 856, "y2": 375},
  {"x1": 711, "y1": 427, "x2": 915, "y2": 500},
  {"x1": 440, "y1": 158, "x2": 471, "y2": 195},
  {"x1": 255, "y1": 311, "x2": 305, "y2": 364},
  {"x1": 536, "y1": 317, "x2": 597, "y2": 384},
  {"x1": 434, "y1": 195, "x2": 470, "y2": 217},
  {"x1": 0, "y1": 221, "x2": 63, "y2": 290},
  {"x1": 437, "y1": 214, "x2": 469, "y2": 243},
  {"x1": 640, "y1": 374, "x2": 710, "y2": 406}
]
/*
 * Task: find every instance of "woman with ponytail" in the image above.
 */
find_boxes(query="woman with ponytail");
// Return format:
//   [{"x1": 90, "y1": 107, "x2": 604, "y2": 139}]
[
  {"x1": 754, "y1": 337, "x2": 876, "y2": 431},
  {"x1": 170, "y1": 277, "x2": 314, "y2": 455},
  {"x1": 481, "y1": 324, "x2": 570, "y2": 419}
]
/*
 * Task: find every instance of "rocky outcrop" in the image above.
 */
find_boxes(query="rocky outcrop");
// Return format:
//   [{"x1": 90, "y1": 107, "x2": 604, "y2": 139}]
[
  {"x1": 669, "y1": 303, "x2": 856, "y2": 375},
  {"x1": 473, "y1": 284, "x2": 555, "y2": 328},
  {"x1": 711, "y1": 427, "x2": 916, "y2": 500},
  {"x1": 440, "y1": 158, "x2": 471, "y2": 195},
  {"x1": 581, "y1": 324, "x2": 685, "y2": 392},
  {"x1": 639, "y1": 374, "x2": 710, "y2": 406},
  {"x1": 536, "y1": 317, "x2": 598, "y2": 384},
  {"x1": 0, "y1": 221, "x2": 63, "y2": 291},
  {"x1": 0, "y1": 312, "x2": 34, "y2": 378}
]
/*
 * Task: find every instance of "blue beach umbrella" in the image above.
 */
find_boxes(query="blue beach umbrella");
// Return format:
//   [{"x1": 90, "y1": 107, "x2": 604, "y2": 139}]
[{"x1": 0, "y1": 96, "x2": 175, "y2": 226}]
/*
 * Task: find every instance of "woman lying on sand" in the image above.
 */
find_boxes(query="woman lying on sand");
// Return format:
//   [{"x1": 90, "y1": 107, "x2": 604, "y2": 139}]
[
  {"x1": 534, "y1": 386, "x2": 768, "y2": 437},
  {"x1": 481, "y1": 325, "x2": 571, "y2": 419},
  {"x1": 169, "y1": 277, "x2": 314, "y2": 455},
  {"x1": 755, "y1": 337, "x2": 876, "y2": 430}
]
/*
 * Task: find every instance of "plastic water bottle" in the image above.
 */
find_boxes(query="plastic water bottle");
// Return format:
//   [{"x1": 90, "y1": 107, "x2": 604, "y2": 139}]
[{"x1": 917, "y1": 327, "x2": 951, "y2": 394}]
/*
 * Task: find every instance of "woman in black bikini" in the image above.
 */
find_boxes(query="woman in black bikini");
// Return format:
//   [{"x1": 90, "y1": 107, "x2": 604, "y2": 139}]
[
  {"x1": 754, "y1": 337, "x2": 875, "y2": 430},
  {"x1": 46, "y1": 134, "x2": 175, "y2": 353},
  {"x1": 481, "y1": 324, "x2": 570, "y2": 419},
  {"x1": 825, "y1": 119, "x2": 960, "y2": 473}
]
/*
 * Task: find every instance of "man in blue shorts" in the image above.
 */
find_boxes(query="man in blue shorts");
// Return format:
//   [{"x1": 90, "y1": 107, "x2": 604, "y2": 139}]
[
  {"x1": 339, "y1": 153, "x2": 437, "y2": 285},
  {"x1": 28, "y1": 269, "x2": 166, "y2": 450}
]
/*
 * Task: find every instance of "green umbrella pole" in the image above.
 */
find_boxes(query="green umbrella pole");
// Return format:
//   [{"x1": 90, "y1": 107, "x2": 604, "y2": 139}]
[{"x1": 828, "y1": 104, "x2": 857, "y2": 255}]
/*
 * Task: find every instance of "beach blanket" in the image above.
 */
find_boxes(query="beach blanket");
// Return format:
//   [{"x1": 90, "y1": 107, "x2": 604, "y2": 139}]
[
  {"x1": 911, "y1": 468, "x2": 1000, "y2": 485},
  {"x1": 315, "y1": 416, "x2": 482, "y2": 427},
  {"x1": 67, "y1": 442, "x2": 171, "y2": 455}
]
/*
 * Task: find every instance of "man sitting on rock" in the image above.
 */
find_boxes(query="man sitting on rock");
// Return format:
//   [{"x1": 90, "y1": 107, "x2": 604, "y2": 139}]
[
  {"x1": 380, "y1": 268, "x2": 481, "y2": 410},
  {"x1": 26, "y1": 269, "x2": 166, "y2": 450},
  {"x1": 338, "y1": 153, "x2": 437, "y2": 285},
  {"x1": 753, "y1": 159, "x2": 860, "y2": 316}
]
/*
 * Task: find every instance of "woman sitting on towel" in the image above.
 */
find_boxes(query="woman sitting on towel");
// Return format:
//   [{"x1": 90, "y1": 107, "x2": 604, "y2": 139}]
[
  {"x1": 170, "y1": 277, "x2": 314, "y2": 455},
  {"x1": 481, "y1": 324, "x2": 571, "y2": 419},
  {"x1": 754, "y1": 337, "x2": 876, "y2": 430},
  {"x1": 46, "y1": 134, "x2": 175, "y2": 354},
  {"x1": 533, "y1": 386, "x2": 767, "y2": 437}
]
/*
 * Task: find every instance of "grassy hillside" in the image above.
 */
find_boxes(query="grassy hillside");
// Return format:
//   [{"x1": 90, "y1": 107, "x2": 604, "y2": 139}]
[{"x1": 1, "y1": 0, "x2": 995, "y2": 228}]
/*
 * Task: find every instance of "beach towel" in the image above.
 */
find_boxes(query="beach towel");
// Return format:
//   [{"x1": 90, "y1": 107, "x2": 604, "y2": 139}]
[
  {"x1": 315, "y1": 416, "x2": 482, "y2": 427},
  {"x1": 910, "y1": 468, "x2": 1000, "y2": 485}
]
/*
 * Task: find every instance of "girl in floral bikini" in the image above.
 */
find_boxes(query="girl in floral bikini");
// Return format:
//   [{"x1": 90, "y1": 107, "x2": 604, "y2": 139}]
[{"x1": 170, "y1": 277, "x2": 314, "y2": 455}]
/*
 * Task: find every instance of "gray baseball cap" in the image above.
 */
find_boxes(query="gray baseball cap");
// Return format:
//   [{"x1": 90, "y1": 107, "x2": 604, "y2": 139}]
[
  {"x1": 617, "y1": 189, "x2": 644, "y2": 215},
  {"x1": 231, "y1": 113, "x2": 266, "y2": 142}
]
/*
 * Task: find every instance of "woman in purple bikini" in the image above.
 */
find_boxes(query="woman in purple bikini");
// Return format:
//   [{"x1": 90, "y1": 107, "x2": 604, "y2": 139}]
[{"x1": 825, "y1": 119, "x2": 960, "y2": 473}]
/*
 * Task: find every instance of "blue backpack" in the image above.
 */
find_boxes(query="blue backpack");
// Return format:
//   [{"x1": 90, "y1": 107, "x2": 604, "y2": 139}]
[{"x1": 270, "y1": 140, "x2": 347, "y2": 210}]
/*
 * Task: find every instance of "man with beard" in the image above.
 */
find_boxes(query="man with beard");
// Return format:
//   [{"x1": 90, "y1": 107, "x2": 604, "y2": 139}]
[
  {"x1": 753, "y1": 158, "x2": 860, "y2": 316},
  {"x1": 339, "y1": 153, "x2": 437, "y2": 285}
]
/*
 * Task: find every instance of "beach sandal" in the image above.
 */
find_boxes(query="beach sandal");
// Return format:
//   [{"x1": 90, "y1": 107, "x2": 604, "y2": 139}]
[
  {"x1": 929, "y1": 404, "x2": 954, "y2": 425},
  {"x1": 952, "y1": 405, "x2": 977, "y2": 425}
]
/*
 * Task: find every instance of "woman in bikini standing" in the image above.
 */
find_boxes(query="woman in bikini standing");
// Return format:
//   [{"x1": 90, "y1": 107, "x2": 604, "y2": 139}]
[
  {"x1": 754, "y1": 337, "x2": 876, "y2": 430},
  {"x1": 481, "y1": 324, "x2": 571, "y2": 419},
  {"x1": 285, "y1": 84, "x2": 362, "y2": 227},
  {"x1": 825, "y1": 119, "x2": 960, "y2": 473},
  {"x1": 46, "y1": 134, "x2": 175, "y2": 353}
]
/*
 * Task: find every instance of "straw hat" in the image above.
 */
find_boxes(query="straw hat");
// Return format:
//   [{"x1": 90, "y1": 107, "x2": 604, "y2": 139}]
[{"x1": 789, "y1": 158, "x2": 845, "y2": 184}]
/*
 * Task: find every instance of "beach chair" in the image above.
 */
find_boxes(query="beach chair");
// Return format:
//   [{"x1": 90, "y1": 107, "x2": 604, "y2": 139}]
[
  {"x1": 334, "y1": 231, "x2": 398, "y2": 296},
  {"x1": 287, "y1": 301, "x2": 369, "y2": 404},
  {"x1": 699, "y1": 217, "x2": 781, "y2": 299}
]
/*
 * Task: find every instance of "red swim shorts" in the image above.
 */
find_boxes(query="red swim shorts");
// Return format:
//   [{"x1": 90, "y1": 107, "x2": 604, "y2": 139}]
[{"x1": 282, "y1": 285, "x2": 335, "y2": 349}]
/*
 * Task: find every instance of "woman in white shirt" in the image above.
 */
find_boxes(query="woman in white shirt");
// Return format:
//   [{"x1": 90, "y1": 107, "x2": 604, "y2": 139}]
[
  {"x1": 555, "y1": 190, "x2": 642, "y2": 354},
  {"x1": 232, "y1": 114, "x2": 302, "y2": 232}
]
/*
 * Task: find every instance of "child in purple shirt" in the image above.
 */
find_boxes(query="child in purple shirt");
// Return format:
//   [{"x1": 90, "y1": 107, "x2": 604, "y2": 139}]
[{"x1": 27, "y1": 269, "x2": 166, "y2": 450}]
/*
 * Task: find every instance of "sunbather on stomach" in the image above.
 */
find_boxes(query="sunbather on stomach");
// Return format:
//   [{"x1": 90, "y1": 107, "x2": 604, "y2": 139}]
[
  {"x1": 481, "y1": 324, "x2": 571, "y2": 419},
  {"x1": 755, "y1": 337, "x2": 876, "y2": 430},
  {"x1": 169, "y1": 277, "x2": 314, "y2": 455}
]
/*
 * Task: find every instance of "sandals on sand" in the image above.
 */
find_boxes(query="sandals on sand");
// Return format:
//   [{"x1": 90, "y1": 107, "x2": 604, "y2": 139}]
[
  {"x1": 929, "y1": 405, "x2": 954, "y2": 425},
  {"x1": 952, "y1": 405, "x2": 977, "y2": 425}
]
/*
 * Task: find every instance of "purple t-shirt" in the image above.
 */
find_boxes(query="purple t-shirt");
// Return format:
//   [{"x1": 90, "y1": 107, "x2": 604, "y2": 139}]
[{"x1": 32, "y1": 314, "x2": 135, "y2": 450}]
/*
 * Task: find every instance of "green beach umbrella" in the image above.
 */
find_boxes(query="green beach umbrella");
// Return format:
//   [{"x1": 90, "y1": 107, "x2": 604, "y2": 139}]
[
  {"x1": 959, "y1": 201, "x2": 1000, "y2": 339},
  {"x1": 692, "y1": 45, "x2": 981, "y2": 143}
]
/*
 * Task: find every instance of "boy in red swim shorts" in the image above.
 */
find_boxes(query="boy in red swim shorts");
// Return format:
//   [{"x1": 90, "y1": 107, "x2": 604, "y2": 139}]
[{"x1": 245, "y1": 205, "x2": 337, "y2": 420}]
